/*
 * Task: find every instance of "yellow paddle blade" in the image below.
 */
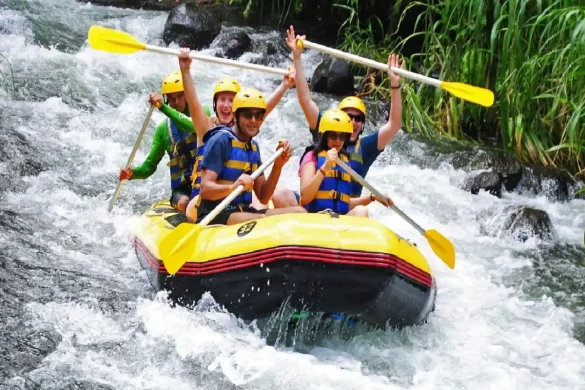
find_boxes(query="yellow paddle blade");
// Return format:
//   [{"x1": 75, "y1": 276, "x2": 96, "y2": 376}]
[
  {"x1": 159, "y1": 223, "x2": 202, "y2": 275},
  {"x1": 424, "y1": 229, "x2": 456, "y2": 269},
  {"x1": 88, "y1": 25, "x2": 146, "y2": 54},
  {"x1": 440, "y1": 81, "x2": 495, "y2": 108}
]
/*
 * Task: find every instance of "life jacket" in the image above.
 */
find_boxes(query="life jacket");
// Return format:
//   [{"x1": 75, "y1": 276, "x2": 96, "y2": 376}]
[
  {"x1": 311, "y1": 110, "x2": 364, "y2": 197},
  {"x1": 165, "y1": 118, "x2": 198, "y2": 190},
  {"x1": 304, "y1": 150, "x2": 352, "y2": 214},
  {"x1": 198, "y1": 130, "x2": 261, "y2": 211},
  {"x1": 189, "y1": 125, "x2": 232, "y2": 199},
  {"x1": 346, "y1": 138, "x2": 363, "y2": 197}
]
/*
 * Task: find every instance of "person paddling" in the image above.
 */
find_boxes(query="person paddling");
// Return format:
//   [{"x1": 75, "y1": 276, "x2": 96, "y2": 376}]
[
  {"x1": 270, "y1": 25, "x2": 405, "y2": 208},
  {"x1": 118, "y1": 72, "x2": 211, "y2": 212},
  {"x1": 175, "y1": 47, "x2": 296, "y2": 221},
  {"x1": 299, "y1": 109, "x2": 392, "y2": 217},
  {"x1": 195, "y1": 88, "x2": 307, "y2": 225}
]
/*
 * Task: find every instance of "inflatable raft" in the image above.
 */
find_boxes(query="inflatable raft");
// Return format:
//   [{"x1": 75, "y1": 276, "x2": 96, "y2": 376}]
[{"x1": 131, "y1": 200, "x2": 437, "y2": 328}]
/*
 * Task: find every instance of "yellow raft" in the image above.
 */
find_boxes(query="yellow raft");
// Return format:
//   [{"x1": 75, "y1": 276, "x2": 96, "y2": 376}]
[{"x1": 130, "y1": 200, "x2": 437, "y2": 327}]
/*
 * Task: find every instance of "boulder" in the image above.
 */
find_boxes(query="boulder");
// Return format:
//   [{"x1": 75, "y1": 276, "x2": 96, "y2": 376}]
[
  {"x1": 481, "y1": 205, "x2": 557, "y2": 242},
  {"x1": 463, "y1": 171, "x2": 502, "y2": 197},
  {"x1": 516, "y1": 165, "x2": 576, "y2": 202},
  {"x1": 470, "y1": 150, "x2": 523, "y2": 192},
  {"x1": 310, "y1": 57, "x2": 354, "y2": 96},
  {"x1": 162, "y1": 3, "x2": 221, "y2": 50},
  {"x1": 212, "y1": 31, "x2": 252, "y2": 60},
  {"x1": 248, "y1": 39, "x2": 290, "y2": 67}
]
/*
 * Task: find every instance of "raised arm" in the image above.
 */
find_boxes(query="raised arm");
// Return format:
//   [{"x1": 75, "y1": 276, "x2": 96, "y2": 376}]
[
  {"x1": 377, "y1": 54, "x2": 404, "y2": 151},
  {"x1": 158, "y1": 102, "x2": 194, "y2": 134},
  {"x1": 285, "y1": 26, "x2": 320, "y2": 130},
  {"x1": 147, "y1": 91, "x2": 196, "y2": 135},
  {"x1": 178, "y1": 48, "x2": 213, "y2": 143},
  {"x1": 265, "y1": 69, "x2": 296, "y2": 117}
]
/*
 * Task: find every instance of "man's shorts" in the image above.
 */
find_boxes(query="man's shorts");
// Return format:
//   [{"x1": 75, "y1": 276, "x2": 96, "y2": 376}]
[
  {"x1": 170, "y1": 182, "x2": 192, "y2": 209},
  {"x1": 196, "y1": 204, "x2": 267, "y2": 225}
]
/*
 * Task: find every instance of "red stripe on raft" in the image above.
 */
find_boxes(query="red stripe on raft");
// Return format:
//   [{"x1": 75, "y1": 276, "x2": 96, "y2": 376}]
[{"x1": 133, "y1": 239, "x2": 433, "y2": 288}]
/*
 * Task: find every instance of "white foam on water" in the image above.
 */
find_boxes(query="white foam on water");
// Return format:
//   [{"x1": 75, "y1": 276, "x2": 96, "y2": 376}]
[{"x1": 2, "y1": 0, "x2": 585, "y2": 388}]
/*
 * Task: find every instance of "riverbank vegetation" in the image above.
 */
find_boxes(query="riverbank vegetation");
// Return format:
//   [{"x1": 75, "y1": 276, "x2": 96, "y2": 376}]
[{"x1": 219, "y1": 0, "x2": 585, "y2": 177}]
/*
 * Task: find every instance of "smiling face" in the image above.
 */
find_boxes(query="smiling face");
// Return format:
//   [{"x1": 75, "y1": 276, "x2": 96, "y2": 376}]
[
  {"x1": 341, "y1": 107, "x2": 365, "y2": 142},
  {"x1": 236, "y1": 108, "x2": 265, "y2": 140},
  {"x1": 214, "y1": 91, "x2": 236, "y2": 125},
  {"x1": 166, "y1": 92, "x2": 187, "y2": 113},
  {"x1": 325, "y1": 131, "x2": 347, "y2": 151}
]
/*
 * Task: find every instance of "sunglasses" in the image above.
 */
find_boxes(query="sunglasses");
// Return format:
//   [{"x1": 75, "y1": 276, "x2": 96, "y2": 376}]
[
  {"x1": 240, "y1": 109, "x2": 265, "y2": 121},
  {"x1": 346, "y1": 113, "x2": 364, "y2": 123},
  {"x1": 327, "y1": 132, "x2": 348, "y2": 141}
]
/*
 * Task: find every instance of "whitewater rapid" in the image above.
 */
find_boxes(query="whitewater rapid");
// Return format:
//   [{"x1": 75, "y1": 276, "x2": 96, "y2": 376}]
[{"x1": 1, "y1": 0, "x2": 585, "y2": 388}]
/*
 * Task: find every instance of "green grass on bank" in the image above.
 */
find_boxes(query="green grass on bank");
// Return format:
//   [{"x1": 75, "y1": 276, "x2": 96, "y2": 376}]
[
  {"x1": 337, "y1": 0, "x2": 585, "y2": 177},
  {"x1": 218, "y1": 0, "x2": 585, "y2": 178}
]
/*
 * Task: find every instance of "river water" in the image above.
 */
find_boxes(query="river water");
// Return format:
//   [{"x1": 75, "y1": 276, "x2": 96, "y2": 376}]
[{"x1": 1, "y1": 0, "x2": 585, "y2": 388}]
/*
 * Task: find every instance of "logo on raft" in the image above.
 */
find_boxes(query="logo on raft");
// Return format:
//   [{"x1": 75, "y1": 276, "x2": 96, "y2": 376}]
[{"x1": 237, "y1": 221, "x2": 257, "y2": 237}]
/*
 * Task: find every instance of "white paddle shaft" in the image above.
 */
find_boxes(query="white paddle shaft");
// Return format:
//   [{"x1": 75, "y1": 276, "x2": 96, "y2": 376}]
[
  {"x1": 107, "y1": 105, "x2": 155, "y2": 212},
  {"x1": 145, "y1": 45, "x2": 289, "y2": 76},
  {"x1": 199, "y1": 148, "x2": 284, "y2": 227},
  {"x1": 335, "y1": 158, "x2": 426, "y2": 235},
  {"x1": 300, "y1": 40, "x2": 441, "y2": 88}
]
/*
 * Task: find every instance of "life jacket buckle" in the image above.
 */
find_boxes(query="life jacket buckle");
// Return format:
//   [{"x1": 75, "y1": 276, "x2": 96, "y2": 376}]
[
  {"x1": 329, "y1": 190, "x2": 344, "y2": 202},
  {"x1": 178, "y1": 155, "x2": 187, "y2": 169}
]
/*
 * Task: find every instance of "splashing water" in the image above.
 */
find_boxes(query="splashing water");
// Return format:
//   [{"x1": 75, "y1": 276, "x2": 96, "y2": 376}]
[{"x1": 1, "y1": 0, "x2": 585, "y2": 388}]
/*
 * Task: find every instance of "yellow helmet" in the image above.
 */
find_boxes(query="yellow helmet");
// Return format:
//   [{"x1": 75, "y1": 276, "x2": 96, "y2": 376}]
[
  {"x1": 214, "y1": 77, "x2": 241, "y2": 98},
  {"x1": 161, "y1": 71, "x2": 184, "y2": 95},
  {"x1": 318, "y1": 109, "x2": 353, "y2": 134},
  {"x1": 232, "y1": 87, "x2": 267, "y2": 112},
  {"x1": 338, "y1": 96, "x2": 366, "y2": 117}
]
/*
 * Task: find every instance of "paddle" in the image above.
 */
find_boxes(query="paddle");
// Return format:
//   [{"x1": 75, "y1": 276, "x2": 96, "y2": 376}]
[
  {"x1": 87, "y1": 25, "x2": 289, "y2": 77},
  {"x1": 107, "y1": 104, "x2": 156, "y2": 212},
  {"x1": 335, "y1": 158, "x2": 456, "y2": 269},
  {"x1": 159, "y1": 147, "x2": 285, "y2": 275},
  {"x1": 295, "y1": 38, "x2": 494, "y2": 108}
]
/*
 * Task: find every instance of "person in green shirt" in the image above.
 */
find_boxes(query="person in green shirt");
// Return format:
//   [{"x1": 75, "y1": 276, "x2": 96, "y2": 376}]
[{"x1": 118, "y1": 71, "x2": 211, "y2": 212}]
